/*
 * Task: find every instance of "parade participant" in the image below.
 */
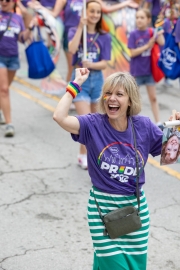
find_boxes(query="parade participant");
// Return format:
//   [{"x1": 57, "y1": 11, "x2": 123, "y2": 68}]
[
  {"x1": 143, "y1": 0, "x2": 161, "y2": 27},
  {"x1": 27, "y1": 0, "x2": 82, "y2": 83},
  {"x1": 68, "y1": 0, "x2": 111, "y2": 169},
  {"x1": 53, "y1": 67, "x2": 180, "y2": 269},
  {"x1": 0, "y1": 0, "x2": 36, "y2": 137},
  {"x1": 128, "y1": 8, "x2": 164, "y2": 128}
]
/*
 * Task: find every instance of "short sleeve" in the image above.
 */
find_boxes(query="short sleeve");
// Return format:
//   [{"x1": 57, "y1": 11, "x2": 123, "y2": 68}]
[
  {"x1": 147, "y1": 119, "x2": 163, "y2": 156},
  {"x1": 128, "y1": 32, "x2": 136, "y2": 49},
  {"x1": 71, "y1": 114, "x2": 94, "y2": 145},
  {"x1": 99, "y1": 33, "x2": 111, "y2": 61}
]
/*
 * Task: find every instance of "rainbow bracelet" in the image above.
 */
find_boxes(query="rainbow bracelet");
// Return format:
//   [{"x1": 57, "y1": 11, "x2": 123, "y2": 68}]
[{"x1": 66, "y1": 81, "x2": 82, "y2": 98}]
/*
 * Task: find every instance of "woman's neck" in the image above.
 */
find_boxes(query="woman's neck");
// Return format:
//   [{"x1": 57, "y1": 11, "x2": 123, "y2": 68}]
[
  {"x1": 108, "y1": 116, "x2": 128, "y2": 132},
  {"x1": 87, "y1": 24, "x2": 96, "y2": 34}
]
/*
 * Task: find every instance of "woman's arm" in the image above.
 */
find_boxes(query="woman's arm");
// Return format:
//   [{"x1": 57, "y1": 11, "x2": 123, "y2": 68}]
[
  {"x1": 82, "y1": 60, "x2": 107, "y2": 70},
  {"x1": 18, "y1": 17, "x2": 37, "y2": 42},
  {"x1": 16, "y1": 0, "x2": 28, "y2": 15},
  {"x1": 68, "y1": 17, "x2": 86, "y2": 54},
  {"x1": 28, "y1": 0, "x2": 67, "y2": 18},
  {"x1": 97, "y1": 0, "x2": 138, "y2": 13},
  {"x1": 53, "y1": 68, "x2": 90, "y2": 134},
  {"x1": 50, "y1": 0, "x2": 67, "y2": 17}
]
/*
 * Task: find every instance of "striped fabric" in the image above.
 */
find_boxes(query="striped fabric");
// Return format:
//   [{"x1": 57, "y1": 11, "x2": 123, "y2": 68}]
[{"x1": 87, "y1": 187, "x2": 150, "y2": 270}]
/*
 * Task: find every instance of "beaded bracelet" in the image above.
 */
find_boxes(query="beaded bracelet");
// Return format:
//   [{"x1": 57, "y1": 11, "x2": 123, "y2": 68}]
[{"x1": 66, "y1": 81, "x2": 82, "y2": 98}]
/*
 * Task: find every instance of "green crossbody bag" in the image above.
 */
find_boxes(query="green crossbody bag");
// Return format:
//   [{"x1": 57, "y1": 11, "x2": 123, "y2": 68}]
[{"x1": 93, "y1": 117, "x2": 142, "y2": 239}]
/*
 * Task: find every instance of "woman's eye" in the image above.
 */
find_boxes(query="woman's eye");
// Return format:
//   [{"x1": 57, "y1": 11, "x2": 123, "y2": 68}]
[
  {"x1": 105, "y1": 92, "x2": 111, "y2": 95},
  {"x1": 117, "y1": 93, "x2": 123, "y2": 96}
]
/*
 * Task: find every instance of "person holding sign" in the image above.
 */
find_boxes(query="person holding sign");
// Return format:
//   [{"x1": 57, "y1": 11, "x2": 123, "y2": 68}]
[
  {"x1": 68, "y1": 0, "x2": 111, "y2": 169},
  {"x1": 53, "y1": 68, "x2": 180, "y2": 269}
]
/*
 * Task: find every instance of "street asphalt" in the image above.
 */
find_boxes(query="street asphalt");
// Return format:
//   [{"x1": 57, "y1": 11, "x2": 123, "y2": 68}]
[{"x1": 0, "y1": 43, "x2": 180, "y2": 270}]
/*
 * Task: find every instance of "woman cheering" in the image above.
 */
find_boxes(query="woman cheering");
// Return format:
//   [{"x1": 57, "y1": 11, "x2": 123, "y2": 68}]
[{"x1": 53, "y1": 67, "x2": 180, "y2": 269}]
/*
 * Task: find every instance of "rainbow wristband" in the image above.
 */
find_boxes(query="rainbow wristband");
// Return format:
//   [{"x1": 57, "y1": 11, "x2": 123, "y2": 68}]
[{"x1": 66, "y1": 81, "x2": 82, "y2": 99}]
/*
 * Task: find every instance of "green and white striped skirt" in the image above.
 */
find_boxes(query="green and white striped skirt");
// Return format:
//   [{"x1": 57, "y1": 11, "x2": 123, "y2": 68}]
[{"x1": 87, "y1": 187, "x2": 150, "y2": 270}]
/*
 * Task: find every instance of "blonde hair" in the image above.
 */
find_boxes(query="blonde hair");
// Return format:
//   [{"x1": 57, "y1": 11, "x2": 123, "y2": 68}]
[{"x1": 98, "y1": 72, "x2": 141, "y2": 116}]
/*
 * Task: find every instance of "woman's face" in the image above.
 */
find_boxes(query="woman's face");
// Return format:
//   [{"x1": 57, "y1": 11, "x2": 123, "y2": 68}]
[
  {"x1": 165, "y1": 135, "x2": 179, "y2": 160},
  {"x1": 103, "y1": 87, "x2": 130, "y2": 120},
  {"x1": 86, "y1": 2, "x2": 101, "y2": 25},
  {"x1": 1, "y1": 0, "x2": 15, "y2": 12}
]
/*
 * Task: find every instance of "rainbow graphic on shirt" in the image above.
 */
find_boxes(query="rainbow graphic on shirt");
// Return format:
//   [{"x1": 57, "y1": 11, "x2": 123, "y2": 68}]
[
  {"x1": 119, "y1": 166, "x2": 125, "y2": 174},
  {"x1": 97, "y1": 141, "x2": 144, "y2": 182}
]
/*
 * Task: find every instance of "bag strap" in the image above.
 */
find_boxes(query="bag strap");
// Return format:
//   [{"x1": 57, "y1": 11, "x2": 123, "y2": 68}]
[
  {"x1": 88, "y1": 32, "x2": 99, "y2": 50},
  {"x1": 93, "y1": 117, "x2": 141, "y2": 217},
  {"x1": 129, "y1": 117, "x2": 140, "y2": 212},
  {"x1": 0, "y1": 13, "x2": 13, "y2": 41}
]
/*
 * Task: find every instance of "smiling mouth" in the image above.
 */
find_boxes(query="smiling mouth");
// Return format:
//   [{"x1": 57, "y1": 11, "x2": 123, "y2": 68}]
[{"x1": 108, "y1": 105, "x2": 120, "y2": 112}]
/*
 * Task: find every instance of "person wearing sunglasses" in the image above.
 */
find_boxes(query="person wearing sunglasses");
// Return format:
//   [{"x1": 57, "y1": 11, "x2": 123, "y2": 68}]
[{"x1": 0, "y1": 0, "x2": 36, "y2": 137}]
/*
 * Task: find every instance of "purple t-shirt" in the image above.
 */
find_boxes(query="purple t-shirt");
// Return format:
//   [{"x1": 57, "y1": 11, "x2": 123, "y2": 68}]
[
  {"x1": 68, "y1": 28, "x2": 111, "y2": 66},
  {"x1": 175, "y1": 19, "x2": 180, "y2": 43},
  {"x1": 71, "y1": 113, "x2": 162, "y2": 195},
  {"x1": 40, "y1": 0, "x2": 56, "y2": 8},
  {"x1": 163, "y1": 18, "x2": 171, "y2": 34},
  {"x1": 146, "y1": 0, "x2": 161, "y2": 16},
  {"x1": 0, "y1": 12, "x2": 25, "y2": 57},
  {"x1": 64, "y1": 0, "x2": 83, "y2": 32},
  {"x1": 128, "y1": 28, "x2": 153, "y2": 77}
]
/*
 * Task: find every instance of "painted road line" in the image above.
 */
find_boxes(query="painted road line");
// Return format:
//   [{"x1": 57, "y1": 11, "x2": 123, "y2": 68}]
[
  {"x1": 148, "y1": 157, "x2": 180, "y2": 180},
  {"x1": 11, "y1": 85, "x2": 55, "y2": 113},
  {"x1": 14, "y1": 76, "x2": 60, "y2": 102},
  {"x1": 12, "y1": 84, "x2": 180, "y2": 181}
]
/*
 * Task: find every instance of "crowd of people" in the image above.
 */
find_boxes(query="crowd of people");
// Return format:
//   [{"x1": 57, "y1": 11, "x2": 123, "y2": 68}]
[
  {"x1": 1, "y1": 0, "x2": 180, "y2": 165},
  {"x1": 0, "y1": 0, "x2": 180, "y2": 269}
]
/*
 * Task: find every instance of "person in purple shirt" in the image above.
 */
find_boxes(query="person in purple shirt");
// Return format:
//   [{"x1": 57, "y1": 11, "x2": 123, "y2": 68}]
[
  {"x1": 128, "y1": 8, "x2": 164, "y2": 128},
  {"x1": 53, "y1": 67, "x2": 180, "y2": 269},
  {"x1": 0, "y1": 0, "x2": 36, "y2": 137},
  {"x1": 27, "y1": 0, "x2": 76, "y2": 82},
  {"x1": 68, "y1": 0, "x2": 111, "y2": 169},
  {"x1": 144, "y1": 0, "x2": 161, "y2": 26}
]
